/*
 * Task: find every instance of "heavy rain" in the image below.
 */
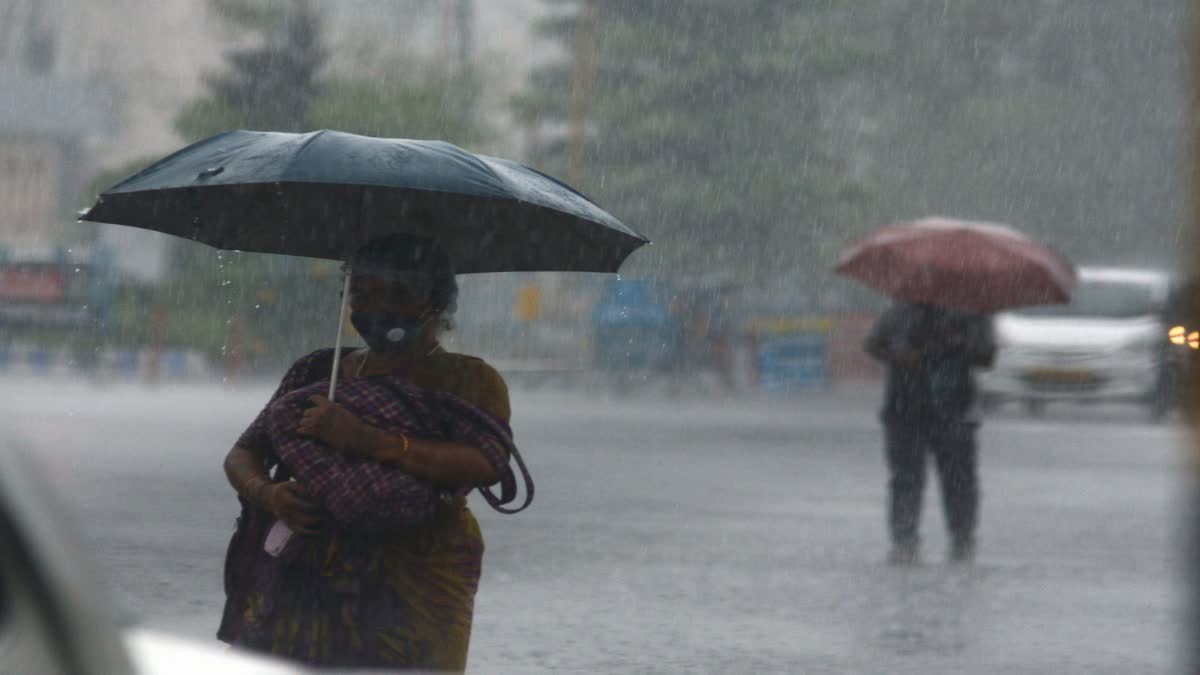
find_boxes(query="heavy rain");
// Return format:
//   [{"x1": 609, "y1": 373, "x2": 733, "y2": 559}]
[{"x1": 0, "y1": 1, "x2": 1192, "y2": 673}]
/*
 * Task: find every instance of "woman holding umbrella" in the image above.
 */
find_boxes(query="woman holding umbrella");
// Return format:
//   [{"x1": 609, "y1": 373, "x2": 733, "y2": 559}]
[
  {"x1": 81, "y1": 128, "x2": 647, "y2": 669},
  {"x1": 218, "y1": 234, "x2": 530, "y2": 671}
]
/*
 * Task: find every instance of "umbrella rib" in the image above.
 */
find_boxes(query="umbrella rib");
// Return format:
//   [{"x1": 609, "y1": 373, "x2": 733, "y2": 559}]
[{"x1": 280, "y1": 129, "x2": 331, "y2": 181}]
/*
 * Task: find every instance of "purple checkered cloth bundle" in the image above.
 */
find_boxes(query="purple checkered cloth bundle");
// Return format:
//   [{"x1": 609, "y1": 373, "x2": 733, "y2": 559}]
[{"x1": 261, "y1": 375, "x2": 519, "y2": 531}]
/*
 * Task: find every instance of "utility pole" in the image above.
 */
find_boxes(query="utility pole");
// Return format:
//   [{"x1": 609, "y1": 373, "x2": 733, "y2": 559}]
[
  {"x1": 566, "y1": 0, "x2": 596, "y2": 187},
  {"x1": 455, "y1": 0, "x2": 473, "y2": 79},
  {"x1": 440, "y1": 0, "x2": 476, "y2": 119},
  {"x1": 557, "y1": 0, "x2": 598, "y2": 327},
  {"x1": 0, "y1": 1, "x2": 55, "y2": 72}
]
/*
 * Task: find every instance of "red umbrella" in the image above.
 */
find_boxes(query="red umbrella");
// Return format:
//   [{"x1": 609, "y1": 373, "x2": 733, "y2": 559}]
[{"x1": 835, "y1": 217, "x2": 1076, "y2": 312}]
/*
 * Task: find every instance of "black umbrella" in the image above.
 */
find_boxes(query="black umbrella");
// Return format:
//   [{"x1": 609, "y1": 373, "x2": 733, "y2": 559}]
[
  {"x1": 82, "y1": 129, "x2": 646, "y2": 273},
  {"x1": 82, "y1": 129, "x2": 648, "y2": 396}
]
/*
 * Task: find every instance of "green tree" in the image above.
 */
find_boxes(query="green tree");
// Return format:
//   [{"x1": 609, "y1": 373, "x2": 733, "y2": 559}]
[
  {"x1": 308, "y1": 69, "x2": 484, "y2": 143},
  {"x1": 177, "y1": 0, "x2": 484, "y2": 142},
  {"x1": 522, "y1": 0, "x2": 1184, "y2": 304},
  {"x1": 519, "y1": 1, "x2": 877, "y2": 288},
  {"x1": 176, "y1": 0, "x2": 325, "y2": 139},
  {"x1": 156, "y1": 0, "x2": 489, "y2": 367},
  {"x1": 816, "y1": 0, "x2": 1184, "y2": 267}
]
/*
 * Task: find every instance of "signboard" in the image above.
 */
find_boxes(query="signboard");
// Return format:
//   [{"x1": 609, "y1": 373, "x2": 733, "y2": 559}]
[
  {"x1": 0, "y1": 265, "x2": 66, "y2": 303},
  {"x1": 0, "y1": 247, "x2": 112, "y2": 328},
  {"x1": 0, "y1": 303, "x2": 91, "y2": 324},
  {"x1": 515, "y1": 285, "x2": 543, "y2": 321},
  {"x1": 757, "y1": 333, "x2": 829, "y2": 393},
  {"x1": 748, "y1": 316, "x2": 833, "y2": 394}
]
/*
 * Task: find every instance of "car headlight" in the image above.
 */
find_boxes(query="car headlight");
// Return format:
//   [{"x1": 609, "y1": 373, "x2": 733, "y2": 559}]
[{"x1": 1168, "y1": 325, "x2": 1200, "y2": 350}]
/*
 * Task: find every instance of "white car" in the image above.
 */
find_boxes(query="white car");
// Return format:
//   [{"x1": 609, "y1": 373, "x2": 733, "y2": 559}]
[{"x1": 980, "y1": 267, "x2": 1172, "y2": 417}]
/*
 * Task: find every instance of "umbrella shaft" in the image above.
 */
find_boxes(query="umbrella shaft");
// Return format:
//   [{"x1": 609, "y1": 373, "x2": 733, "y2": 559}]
[{"x1": 328, "y1": 272, "x2": 352, "y2": 401}]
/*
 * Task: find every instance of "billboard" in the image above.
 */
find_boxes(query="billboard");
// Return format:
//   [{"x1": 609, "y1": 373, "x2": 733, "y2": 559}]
[
  {"x1": 0, "y1": 265, "x2": 65, "y2": 303},
  {"x1": 0, "y1": 246, "x2": 112, "y2": 328}
]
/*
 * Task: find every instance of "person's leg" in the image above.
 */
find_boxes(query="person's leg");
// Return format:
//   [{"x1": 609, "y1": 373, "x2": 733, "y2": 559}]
[
  {"x1": 884, "y1": 420, "x2": 927, "y2": 563},
  {"x1": 932, "y1": 419, "x2": 980, "y2": 561}
]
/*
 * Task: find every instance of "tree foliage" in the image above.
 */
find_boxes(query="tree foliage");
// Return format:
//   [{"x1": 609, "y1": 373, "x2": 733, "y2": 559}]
[
  {"x1": 155, "y1": 0, "x2": 489, "y2": 365},
  {"x1": 521, "y1": 0, "x2": 1184, "y2": 302},
  {"x1": 521, "y1": 1, "x2": 876, "y2": 290}
]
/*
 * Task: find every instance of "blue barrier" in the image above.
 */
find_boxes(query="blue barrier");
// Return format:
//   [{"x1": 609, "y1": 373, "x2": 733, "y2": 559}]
[
  {"x1": 29, "y1": 348, "x2": 52, "y2": 374},
  {"x1": 165, "y1": 350, "x2": 187, "y2": 378},
  {"x1": 114, "y1": 349, "x2": 139, "y2": 375},
  {"x1": 757, "y1": 333, "x2": 829, "y2": 393},
  {"x1": 0, "y1": 344, "x2": 212, "y2": 379}
]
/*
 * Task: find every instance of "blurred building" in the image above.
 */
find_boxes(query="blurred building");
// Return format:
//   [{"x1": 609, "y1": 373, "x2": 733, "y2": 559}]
[
  {"x1": 0, "y1": 69, "x2": 109, "y2": 247},
  {"x1": 0, "y1": 1, "x2": 111, "y2": 250},
  {"x1": 8, "y1": 0, "x2": 552, "y2": 285},
  {"x1": 44, "y1": 0, "x2": 551, "y2": 167}
]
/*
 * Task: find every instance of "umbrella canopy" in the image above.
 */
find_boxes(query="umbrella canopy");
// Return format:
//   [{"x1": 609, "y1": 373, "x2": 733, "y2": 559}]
[
  {"x1": 80, "y1": 129, "x2": 648, "y2": 273},
  {"x1": 836, "y1": 217, "x2": 1076, "y2": 313},
  {"x1": 81, "y1": 129, "x2": 648, "y2": 401}
]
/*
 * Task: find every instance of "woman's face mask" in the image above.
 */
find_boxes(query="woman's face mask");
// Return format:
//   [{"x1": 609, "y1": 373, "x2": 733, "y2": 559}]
[
  {"x1": 349, "y1": 311, "x2": 431, "y2": 352},
  {"x1": 346, "y1": 275, "x2": 436, "y2": 353}
]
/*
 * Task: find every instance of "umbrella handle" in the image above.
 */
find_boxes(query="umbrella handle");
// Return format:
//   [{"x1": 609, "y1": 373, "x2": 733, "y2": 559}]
[{"x1": 328, "y1": 272, "x2": 352, "y2": 401}]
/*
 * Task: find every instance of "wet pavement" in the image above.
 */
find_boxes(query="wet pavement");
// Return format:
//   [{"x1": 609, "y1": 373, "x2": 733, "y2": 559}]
[{"x1": 4, "y1": 377, "x2": 1185, "y2": 673}]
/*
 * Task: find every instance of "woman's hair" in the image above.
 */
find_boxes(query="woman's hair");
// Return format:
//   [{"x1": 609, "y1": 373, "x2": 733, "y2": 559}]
[{"x1": 349, "y1": 234, "x2": 459, "y2": 324}]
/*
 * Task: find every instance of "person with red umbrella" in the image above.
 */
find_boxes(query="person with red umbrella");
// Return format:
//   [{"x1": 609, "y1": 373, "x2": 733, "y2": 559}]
[
  {"x1": 839, "y1": 217, "x2": 1074, "y2": 565},
  {"x1": 865, "y1": 301, "x2": 996, "y2": 564}
]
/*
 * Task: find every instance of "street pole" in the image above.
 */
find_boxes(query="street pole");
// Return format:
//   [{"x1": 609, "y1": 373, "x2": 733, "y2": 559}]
[
  {"x1": 567, "y1": 0, "x2": 596, "y2": 188},
  {"x1": 225, "y1": 311, "x2": 242, "y2": 385},
  {"x1": 146, "y1": 308, "x2": 168, "y2": 385},
  {"x1": 456, "y1": 0, "x2": 473, "y2": 79},
  {"x1": 558, "y1": 0, "x2": 598, "y2": 330}
]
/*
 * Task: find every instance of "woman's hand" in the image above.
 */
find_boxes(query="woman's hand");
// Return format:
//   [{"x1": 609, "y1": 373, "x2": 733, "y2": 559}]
[
  {"x1": 263, "y1": 482, "x2": 324, "y2": 536},
  {"x1": 299, "y1": 395, "x2": 365, "y2": 452}
]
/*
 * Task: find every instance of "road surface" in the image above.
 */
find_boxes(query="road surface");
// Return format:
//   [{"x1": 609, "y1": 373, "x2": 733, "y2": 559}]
[{"x1": 4, "y1": 376, "x2": 1185, "y2": 673}]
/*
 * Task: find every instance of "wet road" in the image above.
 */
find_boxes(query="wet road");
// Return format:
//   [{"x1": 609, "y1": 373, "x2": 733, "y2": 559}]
[{"x1": 5, "y1": 377, "x2": 1185, "y2": 673}]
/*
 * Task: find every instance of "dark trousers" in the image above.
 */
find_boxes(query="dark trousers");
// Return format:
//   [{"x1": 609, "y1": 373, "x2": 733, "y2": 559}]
[{"x1": 884, "y1": 418, "x2": 979, "y2": 547}]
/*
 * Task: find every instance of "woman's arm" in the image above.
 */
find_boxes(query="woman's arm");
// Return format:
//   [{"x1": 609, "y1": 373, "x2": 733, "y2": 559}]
[
  {"x1": 225, "y1": 347, "x2": 331, "y2": 498},
  {"x1": 222, "y1": 444, "x2": 273, "y2": 507},
  {"x1": 223, "y1": 445, "x2": 325, "y2": 535},
  {"x1": 300, "y1": 395, "x2": 509, "y2": 487},
  {"x1": 359, "y1": 427, "x2": 503, "y2": 485}
]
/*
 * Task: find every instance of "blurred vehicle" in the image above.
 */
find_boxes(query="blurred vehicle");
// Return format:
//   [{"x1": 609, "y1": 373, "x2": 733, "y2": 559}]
[
  {"x1": 590, "y1": 278, "x2": 681, "y2": 391},
  {"x1": 980, "y1": 267, "x2": 1173, "y2": 417},
  {"x1": 672, "y1": 282, "x2": 741, "y2": 385},
  {"x1": 1156, "y1": 277, "x2": 1200, "y2": 419},
  {"x1": 0, "y1": 438, "x2": 305, "y2": 674},
  {"x1": 589, "y1": 278, "x2": 750, "y2": 394}
]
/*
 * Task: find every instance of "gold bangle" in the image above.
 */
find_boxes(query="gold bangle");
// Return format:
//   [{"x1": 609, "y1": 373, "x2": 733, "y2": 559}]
[{"x1": 398, "y1": 433, "x2": 411, "y2": 459}]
